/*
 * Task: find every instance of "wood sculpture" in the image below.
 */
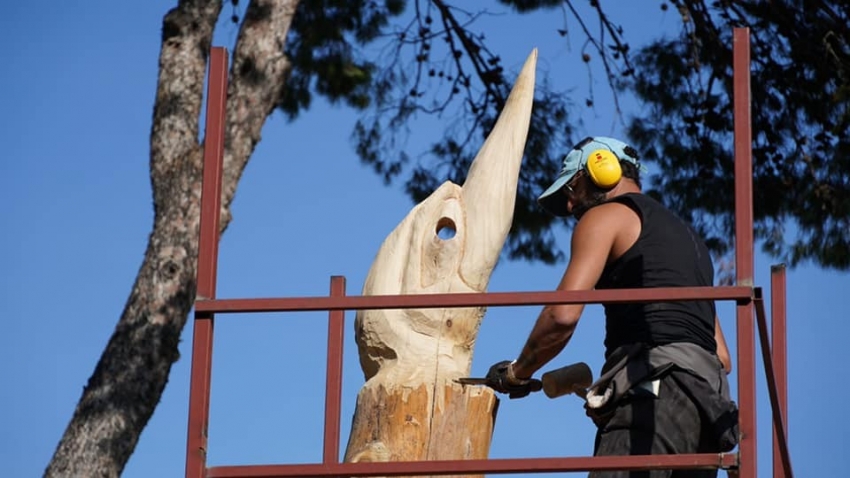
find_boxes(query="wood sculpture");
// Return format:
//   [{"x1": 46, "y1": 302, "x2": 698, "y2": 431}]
[{"x1": 344, "y1": 49, "x2": 537, "y2": 475}]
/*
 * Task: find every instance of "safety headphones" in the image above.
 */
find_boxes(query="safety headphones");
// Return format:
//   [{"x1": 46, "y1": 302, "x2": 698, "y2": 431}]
[
  {"x1": 572, "y1": 136, "x2": 639, "y2": 190},
  {"x1": 585, "y1": 148, "x2": 624, "y2": 189}
]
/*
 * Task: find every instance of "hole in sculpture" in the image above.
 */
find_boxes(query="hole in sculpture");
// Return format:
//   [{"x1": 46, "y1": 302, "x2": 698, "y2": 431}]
[{"x1": 436, "y1": 217, "x2": 456, "y2": 240}]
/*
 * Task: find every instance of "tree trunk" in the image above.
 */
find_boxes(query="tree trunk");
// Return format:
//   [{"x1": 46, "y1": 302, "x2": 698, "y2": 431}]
[
  {"x1": 45, "y1": 1, "x2": 298, "y2": 476},
  {"x1": 345, "y1": 383, "x2": 498, "y2": 467},
  {"x1": 344, "y1": 50, "x2": 537, "y2": 477}
]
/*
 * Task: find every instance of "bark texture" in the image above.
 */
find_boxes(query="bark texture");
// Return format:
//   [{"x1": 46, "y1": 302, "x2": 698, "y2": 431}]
[
  {"x1": 346, "y1": 383, "x2": 498, "y2": 469},
  {"x1": 344, "y1": 50, "x2": 537, "y2": 477},
  {"x1": 45, "y1": 1, "x2": 298, "y2": 476}
]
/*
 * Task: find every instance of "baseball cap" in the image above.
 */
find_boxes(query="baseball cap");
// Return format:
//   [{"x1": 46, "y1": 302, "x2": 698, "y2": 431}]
[{"x1": 537, "y1": 136, "x2": 638, "y2": 217}]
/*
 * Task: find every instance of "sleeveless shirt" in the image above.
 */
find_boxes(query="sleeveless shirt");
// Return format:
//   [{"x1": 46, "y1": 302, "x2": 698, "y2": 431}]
[{"x1": 595, "y1": 193, "x2": 717, "y2": 358}]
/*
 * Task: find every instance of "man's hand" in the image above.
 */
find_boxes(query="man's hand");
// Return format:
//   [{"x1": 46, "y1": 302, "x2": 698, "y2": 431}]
[{"x1": 485, "y1": 360, "x2": 542, "y2": 399}]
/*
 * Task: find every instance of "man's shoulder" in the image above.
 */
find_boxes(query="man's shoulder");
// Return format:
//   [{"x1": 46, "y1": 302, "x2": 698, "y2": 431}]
[
  {"x1": 576, "y1": 199, "x2": 641, "y2": 233},
  {"x1": 575, "y1": 197, "x2": 643, "y2": 257}
]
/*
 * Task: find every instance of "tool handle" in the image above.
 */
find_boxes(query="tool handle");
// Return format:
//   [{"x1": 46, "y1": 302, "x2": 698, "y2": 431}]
[{"x1": 541, "y1": 362, "x2": 593, "y2": 399}]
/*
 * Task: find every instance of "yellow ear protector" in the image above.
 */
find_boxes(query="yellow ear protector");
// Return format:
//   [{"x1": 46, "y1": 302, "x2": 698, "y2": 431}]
[{"x1": 585, "y1": 149, "x2": 623, "y2": 189}]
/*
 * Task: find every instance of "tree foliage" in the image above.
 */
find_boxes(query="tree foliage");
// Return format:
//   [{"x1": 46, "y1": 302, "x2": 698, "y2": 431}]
[
  {"x1": 236, "y1": 0, "x2": 850, "y2": 268},
  {"x1": 625, "y1": 1, "x2": 850, "y2": 269},
  {"x1": 271, "y1": 0, "x2": 576, "y2": 262},
  {"x1": 341, "y1": 0, "x2": 850, "y2": 269}
]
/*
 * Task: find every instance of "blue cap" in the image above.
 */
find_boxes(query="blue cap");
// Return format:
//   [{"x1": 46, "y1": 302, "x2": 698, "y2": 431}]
[{"x1": 537, "y1": 136, "x2": 638, "y2": 217}]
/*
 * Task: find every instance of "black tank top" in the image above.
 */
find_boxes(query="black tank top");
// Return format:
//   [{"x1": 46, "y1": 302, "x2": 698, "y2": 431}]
[{"x1": 596, "y1": 193, "x2": 717, "y2": 358}]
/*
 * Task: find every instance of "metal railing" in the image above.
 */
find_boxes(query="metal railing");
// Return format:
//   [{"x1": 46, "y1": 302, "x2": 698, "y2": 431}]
[{"x1": 185, "y1": 27, "x2": 791, "y2": 478}]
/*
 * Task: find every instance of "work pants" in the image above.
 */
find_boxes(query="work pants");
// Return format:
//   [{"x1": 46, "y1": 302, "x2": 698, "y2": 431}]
[{"x1": 589, "y1": 372, "x2": 725, "y2": 478}]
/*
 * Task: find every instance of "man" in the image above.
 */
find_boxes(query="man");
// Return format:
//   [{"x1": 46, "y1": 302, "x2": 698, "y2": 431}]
[{"x1": 487, "y1": 137, "x2": 739, "y2": 477}]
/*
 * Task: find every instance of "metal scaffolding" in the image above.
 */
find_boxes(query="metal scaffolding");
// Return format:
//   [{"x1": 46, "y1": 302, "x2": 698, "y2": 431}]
[{"x1": 185, "y1": 28, "x2": 792, "y2": 478}]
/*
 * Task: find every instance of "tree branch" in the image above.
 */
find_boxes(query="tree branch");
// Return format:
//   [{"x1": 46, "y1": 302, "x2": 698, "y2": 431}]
[{"x1": 220, "y1": 0, "x2": 300, "y2": 229}]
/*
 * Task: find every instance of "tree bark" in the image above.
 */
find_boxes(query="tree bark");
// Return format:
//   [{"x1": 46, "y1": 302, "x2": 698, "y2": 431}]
[
  {"x1": 345, "y1": 383, "x2": 498, "y2": 467},
  {"x1": 344, "y1": 50, "x2": 537, "y2": 477},
  {"x1": 45, "y1": 1, "x2": 298, "y2": 476}
]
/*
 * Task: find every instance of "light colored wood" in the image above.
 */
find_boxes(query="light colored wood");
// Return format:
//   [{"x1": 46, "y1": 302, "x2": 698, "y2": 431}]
[
  {"x1": 345, "y1": 383, "x2": 497, "y2": 467},
  {"x1": 344, "y1": 50, "x2": 537, "y2": 476}
]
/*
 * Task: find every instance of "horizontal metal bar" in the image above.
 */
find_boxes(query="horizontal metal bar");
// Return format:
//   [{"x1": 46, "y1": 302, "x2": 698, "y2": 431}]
[
  {"x1": 207, "y1": 453, "x2": 738, "y2": 477},
  {"x1": 195, "y1": 286, "x2": 752, "y2": 314}
]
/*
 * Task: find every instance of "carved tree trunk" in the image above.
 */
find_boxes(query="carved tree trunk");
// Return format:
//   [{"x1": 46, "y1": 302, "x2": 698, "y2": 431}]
[
  {"x1": 344, "y1": 50, "x2": 537, "y2": 476},
  {"x1": 44, "y1": 1, "x2": 299, "y2": 476}
]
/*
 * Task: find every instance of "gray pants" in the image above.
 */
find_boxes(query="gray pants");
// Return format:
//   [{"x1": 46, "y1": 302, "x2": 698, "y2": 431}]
[{"x1": 589, "y1": 372, "x2": 724, "y2": 478}]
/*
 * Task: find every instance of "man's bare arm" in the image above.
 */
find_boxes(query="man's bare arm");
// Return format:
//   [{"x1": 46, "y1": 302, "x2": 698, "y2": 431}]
[
  {"x1": 512, "y1": 203, "x2": 634, "y2": 378},
  {"x1": 715, "y1": 316, "x2": 732, "y2": 374}
]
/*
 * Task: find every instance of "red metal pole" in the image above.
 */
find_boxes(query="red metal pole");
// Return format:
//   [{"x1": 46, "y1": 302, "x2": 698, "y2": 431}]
[
  {"x1": 753, "y1": 290, "x2": 793, "y2": 477},
  {"x1": 186, "y1": 46, "x2": 228, "y2": 478},
  {"x1": 733, "y1": 27, "x2": 757, "y2": 478},
  {"x1": 771, "y1": 265, "x2": 789, "y2": 478},
  {"x1": 323, "y1": 276, "x2": 346, "y2": 464}
]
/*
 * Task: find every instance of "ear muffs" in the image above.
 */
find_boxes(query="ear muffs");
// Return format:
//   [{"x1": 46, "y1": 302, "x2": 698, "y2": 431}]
[{"x1": 585, "y1": 149, "x2": 622, "y2": 189}]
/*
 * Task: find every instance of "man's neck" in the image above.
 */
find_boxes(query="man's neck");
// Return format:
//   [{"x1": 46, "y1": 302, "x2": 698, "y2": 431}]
[{"x1": 608, "y1": 180, "x2": 642, "y2": 198}]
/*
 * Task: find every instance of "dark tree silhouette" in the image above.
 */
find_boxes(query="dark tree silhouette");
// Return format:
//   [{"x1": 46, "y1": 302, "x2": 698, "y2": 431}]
[
  {"x1": 625, "y1": 1, "x2": 849, "y2": 269},
  {"x1": 357, "y1": 0, "x2": 848, "y2": 268}
]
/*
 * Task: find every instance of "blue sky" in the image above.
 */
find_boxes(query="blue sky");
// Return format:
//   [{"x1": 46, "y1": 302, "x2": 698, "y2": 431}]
[{"x1": 2, "y1": 2, "x2": 847, "y2": 477}]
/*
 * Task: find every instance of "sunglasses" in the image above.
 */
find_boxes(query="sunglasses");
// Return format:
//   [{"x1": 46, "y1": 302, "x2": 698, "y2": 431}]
[{"x1": 561, "y1": 170, "x2": 586, "y2": 196}]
